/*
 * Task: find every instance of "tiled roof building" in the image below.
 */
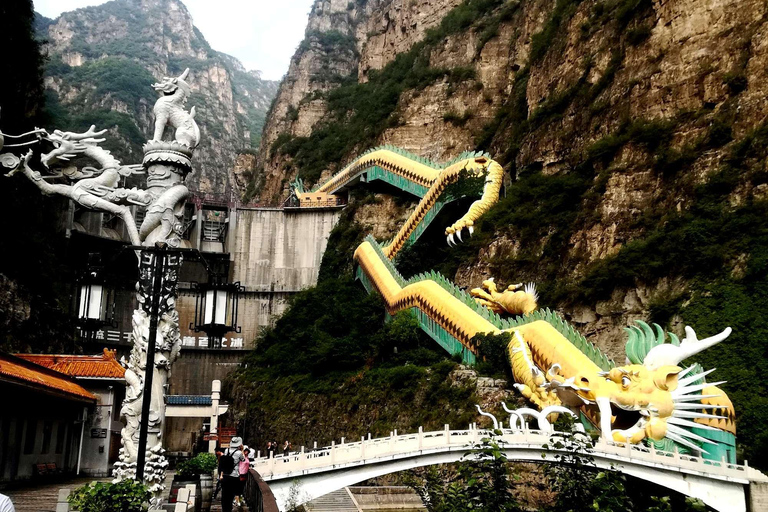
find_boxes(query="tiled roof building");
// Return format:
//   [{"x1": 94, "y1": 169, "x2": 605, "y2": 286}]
[
  {"x1": 15, "y1": 348, "x2": 126, "y2": 380},
  {"x1": 0, "y1": 353, "x2": 96, "y2": 402}
]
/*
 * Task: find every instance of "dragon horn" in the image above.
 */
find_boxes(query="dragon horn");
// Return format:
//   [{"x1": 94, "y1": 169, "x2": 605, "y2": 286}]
[
  {"x1": 179, "y1": 68, "x2": 190, "y2": 81},
  {"x1": 65, "y1": 125, "x2": 108, "y2": 141}
]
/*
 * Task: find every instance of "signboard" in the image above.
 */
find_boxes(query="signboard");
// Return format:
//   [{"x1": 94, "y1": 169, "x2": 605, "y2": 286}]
[
  {"x1": 90, "y1": 428, "x2": 107, "y2": 438},
  {"x1": 218, "y1": 427, "x2": 237, "y2": 448},
  {"x1": 203, "y1": 433, "x2": 219, "y2": 441}
]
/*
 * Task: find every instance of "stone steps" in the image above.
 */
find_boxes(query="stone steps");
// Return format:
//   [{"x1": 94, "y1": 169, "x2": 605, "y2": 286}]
[{"x1": 304, "y1": 488, "x2": 360, "y2": 512}]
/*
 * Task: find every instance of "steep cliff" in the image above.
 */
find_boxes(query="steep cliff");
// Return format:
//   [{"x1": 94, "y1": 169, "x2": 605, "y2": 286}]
[
  {"x1": 248, "y1": 0, "x2": 768, "y2": 465},
  {"x1": 37, "y1": 0, "x2": 279, "y2": 194}
]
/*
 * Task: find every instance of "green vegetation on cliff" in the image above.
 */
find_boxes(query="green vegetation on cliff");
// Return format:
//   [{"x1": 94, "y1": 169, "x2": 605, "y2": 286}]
[{"x1": 229, "y1": 275, "x2": 478, "y2": 447}]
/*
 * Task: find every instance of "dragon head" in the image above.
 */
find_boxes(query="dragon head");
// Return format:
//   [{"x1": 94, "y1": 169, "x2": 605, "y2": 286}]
[
  {"x1": 41, "y1": 126, "x2": 107, "y2": 169},
  {"x1": 558, "y1": 321, "x2": 735, "y2": 455},
  {"x1": 153, "y1": 68, "x2": 192, "y2": 98}
]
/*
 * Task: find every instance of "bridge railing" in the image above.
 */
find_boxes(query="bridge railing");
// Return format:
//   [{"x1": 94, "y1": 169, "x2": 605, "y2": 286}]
[{"x1": 251, "y1": 425, "x2": 766, "y2": 484}]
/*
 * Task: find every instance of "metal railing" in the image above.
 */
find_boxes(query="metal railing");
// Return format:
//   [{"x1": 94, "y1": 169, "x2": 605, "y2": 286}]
[{"x1": 245, "y1": 468, "x2": 280, "y2": 512}]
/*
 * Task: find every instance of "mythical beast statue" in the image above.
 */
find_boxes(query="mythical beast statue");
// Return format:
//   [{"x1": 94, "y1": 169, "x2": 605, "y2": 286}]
[
  {"x1": 151, "y1": 67, "x2": 200, "y2": 148},
  {"x1": 306, "y1": 145, "x2": 737, "y2": 461}
]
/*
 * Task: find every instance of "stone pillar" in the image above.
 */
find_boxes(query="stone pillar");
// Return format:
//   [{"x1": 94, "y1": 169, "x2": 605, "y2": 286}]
[
  {"x1": 209, "y1": 380, "x2": 222, "y2": 454},
  {"x1": 113, "y1": 141, "x2": 193, "y2": 496}
]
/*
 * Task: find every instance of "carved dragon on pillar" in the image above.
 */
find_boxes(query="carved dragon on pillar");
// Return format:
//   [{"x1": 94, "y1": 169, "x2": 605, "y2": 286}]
[{"x1": 2, "y1": 68, "x2": 201, "y2": 499}]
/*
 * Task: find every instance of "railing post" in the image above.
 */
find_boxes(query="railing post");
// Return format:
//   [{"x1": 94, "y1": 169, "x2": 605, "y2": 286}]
[
  {"x1": 444, "y1": 424, "x2": 450, "y2": 445},
  {"x1": 361, "y1": 436, "x2": 366, "y2": 460},
  {"x1": 331, "y1": 441, "x2": 336, "y2": 464},
  {"x1": 418, "y1": 426, "x2": 423, "y2": 450}
]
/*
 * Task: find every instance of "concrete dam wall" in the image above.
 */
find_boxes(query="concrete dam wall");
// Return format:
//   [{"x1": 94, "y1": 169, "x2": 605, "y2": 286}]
[{"x1": 231, "y1": 208, "x2": 341, "y2": 291}]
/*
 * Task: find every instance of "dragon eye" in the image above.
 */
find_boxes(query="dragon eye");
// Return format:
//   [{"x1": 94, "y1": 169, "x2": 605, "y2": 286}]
[{"x1": 621, "y1": 376, "x2": 631, "y2": 387}]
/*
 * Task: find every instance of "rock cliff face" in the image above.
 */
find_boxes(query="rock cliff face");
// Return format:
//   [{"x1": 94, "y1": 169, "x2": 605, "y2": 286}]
[
  {"x1": 255, "y1": 0, "x2": 768, "y2": 363},
  {"x1": 37, "y1": 0, "x2": 278, "y2": 193}
]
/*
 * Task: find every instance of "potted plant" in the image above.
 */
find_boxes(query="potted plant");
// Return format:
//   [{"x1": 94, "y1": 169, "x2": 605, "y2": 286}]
[
  {"x1": 173, "y1": 452, "x2": 218, "y2": 512},
  {"x1": 68, "y1": 480, "x2": 150, "y2": 512}
]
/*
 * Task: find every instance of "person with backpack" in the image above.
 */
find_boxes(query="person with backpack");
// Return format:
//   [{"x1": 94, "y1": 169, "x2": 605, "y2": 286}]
[{"x1": 219, "y1": 437, "x2": 245, "y2": 512}]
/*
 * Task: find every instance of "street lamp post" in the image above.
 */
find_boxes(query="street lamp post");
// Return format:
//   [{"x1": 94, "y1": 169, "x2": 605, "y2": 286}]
[{"x1": 134, "y1": 243, "x2": 165, "y2": 482}]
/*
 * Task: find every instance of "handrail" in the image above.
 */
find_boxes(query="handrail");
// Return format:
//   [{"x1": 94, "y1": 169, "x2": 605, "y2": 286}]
[
  {"x1": 250, "y1": 426, "x2": 766, "y2": 484},
  {"x1": 245, "y1": 468, "x2": 280, "y2": 512}
]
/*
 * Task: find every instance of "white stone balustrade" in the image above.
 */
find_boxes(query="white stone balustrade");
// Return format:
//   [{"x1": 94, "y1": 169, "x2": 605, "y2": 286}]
[{"x1": 251, "y1": 424, "x2": 768, "y2": 512}]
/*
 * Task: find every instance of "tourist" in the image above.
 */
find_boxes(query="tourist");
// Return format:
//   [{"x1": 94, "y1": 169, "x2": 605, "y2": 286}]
[
  {"x1": 237, "y1": 446, "x2": 251, "y2": 505},
  {"x1": 213, "y1": 445, "x2": 224, "y2": 499},
  {"x1": 0, "y1": 493, "x2": 14, "y2": 512},
  {"x1": 265, "y1": 441, "x2": 273, "y2": 458},
  {"x1": 283, "y1": 440, "x2": 291, "y2": 456},
  {"x1": 220, "y1": 437, "x2": 245, "y2": 512}
]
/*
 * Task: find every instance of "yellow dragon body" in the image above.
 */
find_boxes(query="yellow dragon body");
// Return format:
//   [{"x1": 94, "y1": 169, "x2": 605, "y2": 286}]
[{"x1": 303, "y1": 146, "x2": 737, "y2": 462}]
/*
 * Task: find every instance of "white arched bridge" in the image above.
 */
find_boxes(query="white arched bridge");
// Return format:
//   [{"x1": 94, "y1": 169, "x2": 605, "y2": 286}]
[{"x1": 251, "y1": 424, "x2": 768, "y2": 512}]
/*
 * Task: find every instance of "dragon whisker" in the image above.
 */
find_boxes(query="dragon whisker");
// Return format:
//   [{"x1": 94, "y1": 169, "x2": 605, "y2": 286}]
[{"x1": 664, "y1": 430, "x2": 709, "y2": 454}]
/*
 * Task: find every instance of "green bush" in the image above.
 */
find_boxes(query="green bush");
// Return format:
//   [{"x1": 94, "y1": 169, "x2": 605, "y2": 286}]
[
  {"x1": 473, "y1": 331, "x2": 512, "y2": 377},
  {"x1": 442, "y1": 110, "x2": 474, "y2": 126},
  {"x1": 626, "y1": 24, "x2": 651, "y2": 45},
  {"x1": 68, "y1": 480, "x2": 150, "y2": 512},
  {"x1": 176, "y1": 452, "x2": 218, "y2": 478}
]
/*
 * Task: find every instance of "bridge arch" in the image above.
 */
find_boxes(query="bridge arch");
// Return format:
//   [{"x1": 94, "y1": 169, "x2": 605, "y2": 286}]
[{"x1": 252, "y1": 428, "x2": 758, "y2": 512}]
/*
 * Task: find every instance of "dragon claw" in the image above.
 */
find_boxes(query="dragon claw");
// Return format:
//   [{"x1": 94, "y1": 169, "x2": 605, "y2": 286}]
[
  {"x1": 447, "y1": 233, "x2": 455, "y2": 246},
  {"x1": 468, "y1": 226, "x2": 474, "y2": 236},
  {"x1": 456, "y1": 229, "x2": 463, "y2": 242}
]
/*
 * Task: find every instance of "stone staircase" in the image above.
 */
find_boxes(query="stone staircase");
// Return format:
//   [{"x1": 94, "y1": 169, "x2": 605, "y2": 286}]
[{"x1": 304, "y1": 488, "x2": 360, "y2": 512}]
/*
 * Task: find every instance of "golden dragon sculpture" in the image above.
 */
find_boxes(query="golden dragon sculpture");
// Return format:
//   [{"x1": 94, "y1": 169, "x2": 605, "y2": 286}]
[{"x1": 302, "y1": 146, "x2": 737, "y2": 461}]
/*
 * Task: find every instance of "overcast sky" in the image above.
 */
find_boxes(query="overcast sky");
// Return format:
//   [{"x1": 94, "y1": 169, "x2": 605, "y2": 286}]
[{"x1": 33, "y1": 0, "x2": 314, "y2": 81}]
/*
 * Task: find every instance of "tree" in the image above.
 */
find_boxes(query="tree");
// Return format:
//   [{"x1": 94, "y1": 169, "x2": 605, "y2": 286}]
[{"x1": 408, "y1": 433, "x2": 522, "y2": 512}]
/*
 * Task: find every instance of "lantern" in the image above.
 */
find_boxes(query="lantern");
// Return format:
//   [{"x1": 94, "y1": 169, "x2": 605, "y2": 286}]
[
  {"x1": 190, "y1": 274, "x2": 244, "y2": 348},
  {"x1": 75, "y1": 267, "x2": 116, "y2": 336}
]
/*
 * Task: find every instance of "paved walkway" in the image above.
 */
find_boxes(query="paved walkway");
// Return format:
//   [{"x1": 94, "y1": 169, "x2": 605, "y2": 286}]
[
  {"x1": 2, "y1": 473, "x2": 176, "y2": 512},
  {"x1": 2, "y1": 477, "x2": 111, "y2": 512}
]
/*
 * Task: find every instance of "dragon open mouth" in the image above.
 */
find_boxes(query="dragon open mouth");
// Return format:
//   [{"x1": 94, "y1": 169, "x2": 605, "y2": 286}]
[
  {"x1": 591, "y1": 397, "x2": 646, "y2": 439},
  {"x1": 610, "y1": 403, "x2": 643, "y2": 431}
]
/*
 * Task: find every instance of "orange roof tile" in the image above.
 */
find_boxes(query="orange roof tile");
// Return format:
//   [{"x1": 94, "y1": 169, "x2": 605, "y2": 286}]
[
  {"x1": 0, "y1": 353, "x2": 96, "y2": 402},
  {"x1": 16, "y1": 348, "x2": 126, "y2": 379}
]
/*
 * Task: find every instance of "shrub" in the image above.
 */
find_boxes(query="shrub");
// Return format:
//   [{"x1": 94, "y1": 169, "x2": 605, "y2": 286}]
[
  {"x1": 176, "y1": 452, "x2": 218, "y2": 478},
  {"x1": 474, "y1": 331, "x2": 512, "y2": 377},
  {"x1": 723, "y1": 72, "x2": 748, "y2": 95},
  {"x1": 442, "y1": 110, "x2": 474, "y2": 126},
  {"x1": 626, "y1": 24, "x2": 651, "y2": 46},
  {"x1": 68, "y1": 480, "x2": 150, "y2": 512}
]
